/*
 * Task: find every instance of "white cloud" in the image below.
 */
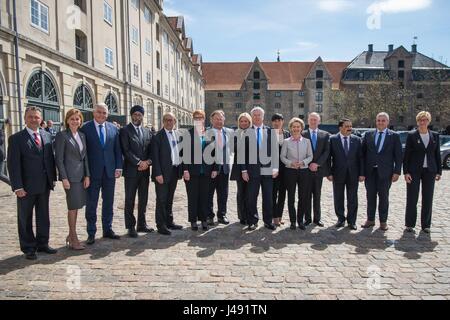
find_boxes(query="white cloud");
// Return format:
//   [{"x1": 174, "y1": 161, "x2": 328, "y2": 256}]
[
  {"x1": 318, "y1": 0, "x2": 355, "y2": 12},
  {"x1": 163, "y1": 8, "x2": 195, "y2": 23},
  {"x1": 367, "y1": 0, "x2": 432, "y2": 14}
]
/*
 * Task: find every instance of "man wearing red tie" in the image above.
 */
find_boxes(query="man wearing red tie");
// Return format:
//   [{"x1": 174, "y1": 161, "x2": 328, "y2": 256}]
[{"x1": 7, "y1": 106, "x2": 57, "y2": 260}]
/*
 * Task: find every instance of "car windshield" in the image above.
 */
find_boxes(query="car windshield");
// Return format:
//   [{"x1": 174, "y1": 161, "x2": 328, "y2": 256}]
[{"x1": 443, "y1": 141, "x2": 450, "y2": 148}]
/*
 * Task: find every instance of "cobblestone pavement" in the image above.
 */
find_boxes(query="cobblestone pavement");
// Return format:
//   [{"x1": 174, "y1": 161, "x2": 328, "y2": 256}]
[{"x1": 0, "y1": 171, "x2": 449, "y2": 300}]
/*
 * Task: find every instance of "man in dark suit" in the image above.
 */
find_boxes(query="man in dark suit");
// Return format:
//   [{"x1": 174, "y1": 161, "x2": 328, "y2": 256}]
[
  {"x1": 7, "y1": 106, "x2": 57, "y2": 260},
  {"x1": 151, "y1": 112, "x2": 183, "y2": 235},
  {"x1": 362, "y1": 113, "x2": 403, "y2": 231},
  {"x1": 271, "y1": 113, "x2": 290, "y2": 227},
  {"x1": 80, "y1": 103, "x2": 123, "y2": 245},
  {"x1": 120, "y1": 105, "x2": 154, "y2": 238},
  {"x1": 243, "y1": 107, "x2": 278, "y2": 231},
  {"x1": 328, "y1": 119, "x2": 365, "y2": 230},
  {"x1": 302, "y1": 112, "x2": 330, "y2": 228},
  {"x1": 207, "y1": 110, "x2": 232, "y2": 226}
]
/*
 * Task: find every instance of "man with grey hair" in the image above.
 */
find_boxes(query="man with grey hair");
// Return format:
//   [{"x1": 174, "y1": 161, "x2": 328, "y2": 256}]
[
  {"x1": 80, "y1": 103, "x2": 123, "y2": 245},
  {"x1": 302, "y1": 112, "x2": 330, "y2": 227},
  {"x1": 242, "y1": 107, "x2": 278, "y2": 231},
  {"x1": 361, "y1": 112, "x2": 402, "y2": 231}
]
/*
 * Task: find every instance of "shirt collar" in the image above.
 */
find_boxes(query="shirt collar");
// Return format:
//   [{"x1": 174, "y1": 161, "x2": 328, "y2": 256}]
[
  {"x1": 94, "y1": 120, "x2": 106, "y2": 128},
  {"x1": 26, "y1": 127, "x2": 39, "y2": 135},
  {"x1": 340, "y1": 133, "x2": 350, "y2": 140}
]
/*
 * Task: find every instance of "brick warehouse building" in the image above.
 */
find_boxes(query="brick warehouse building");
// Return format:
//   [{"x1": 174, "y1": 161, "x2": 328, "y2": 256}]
[{"x1": 204, "y1": 44, "x2": 450, "y2": 130}]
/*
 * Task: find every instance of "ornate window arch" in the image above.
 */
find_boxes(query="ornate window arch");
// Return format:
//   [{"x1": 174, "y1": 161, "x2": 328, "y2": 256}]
[
  {"x1": 73, "y1": 84, "x2": 93, "y2": 110},
  {"x1": 105, "y1": 92, "x2": 119, "y2": 114}
]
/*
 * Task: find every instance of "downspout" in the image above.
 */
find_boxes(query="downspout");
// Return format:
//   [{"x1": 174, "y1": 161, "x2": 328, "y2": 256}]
[{"x1": 12, "y1": 0, "x2": 22, "y2": 128}]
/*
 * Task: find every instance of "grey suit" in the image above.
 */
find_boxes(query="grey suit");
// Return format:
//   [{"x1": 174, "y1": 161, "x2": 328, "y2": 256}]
[{"x1": 55, "y1": 130, "x2": 90, "y2": 210}]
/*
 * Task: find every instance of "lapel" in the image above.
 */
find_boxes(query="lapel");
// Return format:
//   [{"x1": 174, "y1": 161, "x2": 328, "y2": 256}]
[
  {"x1": 23, "y1": 129, "x2": 43, "y2": 155},
  {"x1": 379, "y1": 130, "x2": 390, "y2": 154},
  {"x1": 335, "y1": 134, "x2": 347, "y2": 158},
  {"x1": 66, "y1": 130, "x2": 82, "y2": 159},
  {"x1": 128, "y1": 123, "x2": 143, "y2": 147},
  {"x1": 415, "y1": 130, "x2": 431, "y2": 151}
]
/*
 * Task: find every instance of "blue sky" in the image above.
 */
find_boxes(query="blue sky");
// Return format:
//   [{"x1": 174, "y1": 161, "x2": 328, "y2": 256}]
[{"x1": 164, "y1": 0, "x2": 450, "y2": 64}]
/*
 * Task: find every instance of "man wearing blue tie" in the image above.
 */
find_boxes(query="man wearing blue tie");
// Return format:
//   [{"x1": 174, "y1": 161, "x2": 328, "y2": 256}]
[
  {"x1": 80, "y1": 103, "x2": 123, "y2": 245},
  {"x1": 361, "y1": 113, "x2": 402, "y2": 231}
]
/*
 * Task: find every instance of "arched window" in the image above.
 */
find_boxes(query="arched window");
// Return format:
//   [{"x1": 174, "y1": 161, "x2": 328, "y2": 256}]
[
  {"x1": 26, "y1": 70, "x2": 61, "y2": 128},
  {"x1": 105, "y1": 93, "x2": 118, "y2": 114},
  {"x1": 73, "y1": 84, "x2": 93, "y2": 110}
]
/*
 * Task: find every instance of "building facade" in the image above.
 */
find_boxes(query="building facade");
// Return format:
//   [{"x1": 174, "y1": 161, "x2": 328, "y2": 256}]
[
  {"x1": 0, "y1": 0, "x2": 204, "y2": 140},
  {"x1": 204, "y1": 45, "x2": 449, "y2": 130}
]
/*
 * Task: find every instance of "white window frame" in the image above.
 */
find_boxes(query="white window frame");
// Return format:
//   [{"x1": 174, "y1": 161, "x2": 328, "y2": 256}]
[
  {"x1": 133, "y1": 63, "x2": 140, "y2": 79},
  {"x1": 146, "y1": 71, "x2": 151, "y2": 85},
  {"x1": 144, "y1": 6, "x2": 152, "y2": 23},
  {"x1": 105, "y1": 47, "x2": 114, "y2": 68},
  {"x1": 103, "y1": 1, "x2": 113, "y2": 26},
  {"x1": 145, "y1": 39, "x2": 151, "y2": 55},
  {"x1": 131, "y1": 0, "x2": 139, "y2": 10},
  {"x1": 30, "y1": 0, "x2": 49, "y2": 34},
  {"x1": 131, "y1": 26, "x2": 139, "y2": 45}
]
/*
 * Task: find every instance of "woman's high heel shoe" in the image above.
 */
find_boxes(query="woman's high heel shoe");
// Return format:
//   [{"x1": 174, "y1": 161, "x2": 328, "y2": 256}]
[{"x1": 66, "y1": 235, "x2": 85, "y2": 251}]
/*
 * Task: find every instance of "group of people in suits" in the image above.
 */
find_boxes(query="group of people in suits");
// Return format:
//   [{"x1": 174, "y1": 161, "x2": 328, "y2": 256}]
[{"x1": 6, "y1": 104, "x2": 442, "y2": 260}]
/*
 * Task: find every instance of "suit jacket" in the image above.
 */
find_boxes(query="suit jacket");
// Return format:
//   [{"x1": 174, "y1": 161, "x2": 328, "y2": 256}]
[
  {"x1": 80, "y1": 121, "x2": 123, "y2": 180},
  {"x1": 151, "y1": 129, "x2": 182, "y2": 182},
  {"x1": 120, "y1": 123, "x2": 152, "y2": 178},
  {"x1": 329, "y1": 134, "x2": 364, "y2": 183},
  {"x1": 362, "y1": 129, "x2": 403, "y2": 179},
  {"x1": 7, "y1": 129, "x2": 56, "y2": 195},
  {"x1": 54, "y1": 130, "x2": 90, "y2": 182},
  {"x1": 0, "y1": 128, "x2": 5, "y2": 160},
  {"x1": 403, "y1": 130, "x2": 442, "y2": 176},
  {"x1": 302, "y1": 129, "x2": 330, "y2": 177},
  {"x1": 207, "y1": 127, "x2": 233, "y2": 175},
  {"x1": 230, "y1": 129, "x2": 249, "y2": 181},
  {"x1": 182, "y1": 128, "x2": 215, "y2": 176},
  {"x1": 276, "y1": 129, "x2": 291, "y2": 173},
  {"x1": 241, "y1": 125, "x2": 279, "y2": 178}
]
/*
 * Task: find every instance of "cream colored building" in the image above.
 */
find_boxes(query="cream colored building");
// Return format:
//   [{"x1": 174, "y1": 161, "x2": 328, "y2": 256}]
[{"x1": 0, "y1": 0, "x2": 204, "y2": 140}]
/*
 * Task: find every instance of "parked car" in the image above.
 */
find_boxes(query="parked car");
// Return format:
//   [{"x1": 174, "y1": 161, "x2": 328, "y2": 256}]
[
  {"x1": 441, "y1": 141, "x2": 450, "y2": 169},
  {"x1": 353, "y1": 128, "x2": 374, "y2": 138}
]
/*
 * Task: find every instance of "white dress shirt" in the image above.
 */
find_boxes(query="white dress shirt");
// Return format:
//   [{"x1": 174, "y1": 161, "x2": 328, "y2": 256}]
[
  {"x1": 73, "y1": 131, "x2": 84, "y2": 153},
  {"x1": 164, "y1": 128, "x2": 180, "y2": 166},
  {"x1": 94, "y1": 120, "x2": 107, "y2": 145},
  {"x1": 26, "y1": 127, "x2": 42, "y2": 146}
]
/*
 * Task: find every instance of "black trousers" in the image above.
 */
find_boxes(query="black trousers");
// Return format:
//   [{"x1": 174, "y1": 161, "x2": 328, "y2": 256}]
[
  {"x1": 17, "y1": 189, "x2": 51, "y2": 254},
  {"x1": 405, "y1": 169, "x2": 436, "y2": 229},
  {"x1": 247, "y1": 175, "x2": 273, "y2": 225},
  {"x1": 333, "y1": 174, "x2": 359, "y2": 225},
  {"x1": 208, "y1": 171, "x2": 229, "y2": 219},
  {"x1": 154, "y1": 167, "x2": 179, "y2": 229},
  {"x1": 236, "y1": 179, "x2": 249, "y2": 222},
  {"x1": 285, "y1": 168, "x2": 309, "y2": 225},
  {"x1": 124, "y1": 174, "x2": 149, "y2": 229},
  {"x1": 185, "y1": 175, "x2": 210, "y2": 223},
  {"x1": 365, "y1": 168, "x2": 392, "y2": 223},
  {"x1": 305, "y1": 170, "x2": 324, "y2": 223},
  {"x1": 272, "y1": 172, "x2": 287, "y2": 219}
]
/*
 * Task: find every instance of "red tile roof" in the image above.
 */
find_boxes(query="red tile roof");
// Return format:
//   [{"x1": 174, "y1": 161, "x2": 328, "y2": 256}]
[{"x1": 203, "y1": 61, "x2": 350, "y2": 91}]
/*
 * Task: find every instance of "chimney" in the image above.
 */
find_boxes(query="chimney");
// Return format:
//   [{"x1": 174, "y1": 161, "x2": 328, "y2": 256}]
[
  {"x1": 388, "y1": 44, "x2": 394, "y2": 52},
  {"x1": 412, "y1": 44, "x2": 417, "y2": 53},
  {"x1": 368, "y1": 44, "x2": 373, "y2": 53}
]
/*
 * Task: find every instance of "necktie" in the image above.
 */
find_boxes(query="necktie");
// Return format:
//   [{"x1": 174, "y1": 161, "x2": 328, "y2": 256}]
[
  {"x1": 137, "y1": 127, "x2": 143, "y2": 144},
  {"x1": 33, "y1": 133, "x2": 41, "y2": 148},
  {"x1": 376, "y1": 131, "x2": 383, "y2": 153},
  {"x1": 99, "y1": 125, "x2": 105, "y2": 148},
  {"x1": 257, "y1": 127, "x2": 261, "y2": 147},
  {"x1": 344, "y1": 136, "x2": 349, "y2": 156},
  {"x1": 311, "y1": 130, "x2": 318, "y2": 151},
  {"x1": 169, "y1": 131, "x2": 177, "y2": 148}
]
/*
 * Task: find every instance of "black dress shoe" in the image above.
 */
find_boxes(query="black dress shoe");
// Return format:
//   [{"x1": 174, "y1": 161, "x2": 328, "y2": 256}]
[
  {"x1": 128, "y1": 228, "x2": 138, "y2": 238},
  {"x1": 247, "y1": 224, "x2": 257, "y2": 231},
  {"x1": 207, "y1": 218, "x2": 215, "y2": 226},
  {"x1": 304, "y1": 220, "x2": 312, "y2": 227},
  {"x1": 348, "y1": 224, "x2": 357, "y2": 231},
  {"x1": 25, "y1": 252, "x2": 37, "y2": 260},
  {"x1": 298, "y1": 223, "x2": 306, "y2": 230},
  {"x1": 191, "y1": 222, "x2": 199, "y2": 231},
  {"x1": 86, "y1": 236, "x2": 95, "y2": 245},
  {"x1": 201, "y1": 221, "x2": 208, "y2": 231},
  {"x1": 314, "y1": 221, "x2": 325, "y2": 227},
  {"x1": 264, "y1": 223, "x2": 276, "y2": 231},
  {"x1": 103, "y1": 230, "x2": 121, "y2": 240},
  {"x1": 37, "y1": 246, "x2": 57, "y2": 254},
  {"x1": 167, "y1": 223, "x2": 183, "y2": 230},
  {"x1": 290, "y1": 224, "x2": 297, "y2": 230},
  {"x1": 335, "y1": 221, "x2": 346, "y2": 228},
  {"x1": 137, "y1": 226, "x2": 155, "y2": 233},
  {"x1": 218, "y1": 216, "x2": 230, "y2": 225},
  {"x1": 158, "y1": 228, "x2": 171, "y2": 235}
]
